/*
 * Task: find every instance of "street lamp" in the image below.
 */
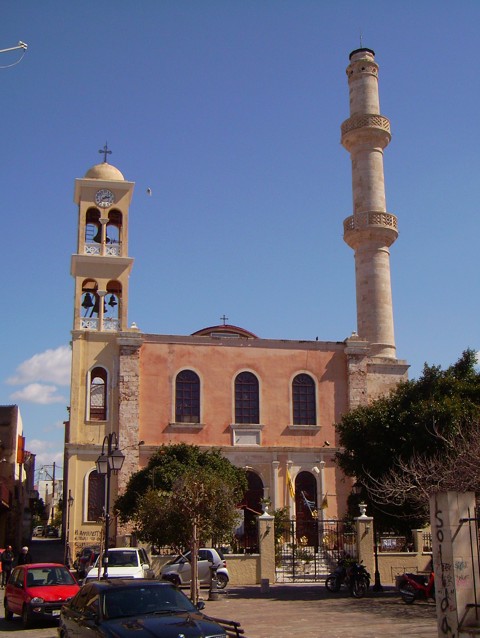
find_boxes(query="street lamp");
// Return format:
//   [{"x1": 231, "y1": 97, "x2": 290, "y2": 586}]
[
  {"x1": 64, "y1": 490, "x2": 74, "y2": 568},
  {"x1": 96, "y1": 433, "x2": 125, "y2": 579}
]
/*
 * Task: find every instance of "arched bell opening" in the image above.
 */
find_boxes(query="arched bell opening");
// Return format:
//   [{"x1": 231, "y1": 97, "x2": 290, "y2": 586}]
[
  {"x1": 106, "y1": 209, "x2": 122, "y2": 246},
  {"x1": 85, "y1": 208, "x2": 101, "y2": 244},
  {"x1": 295, "y1": 471, "x2": 318, "y2": 547},
  {"x1": 237, "y1": 470, "x2": 263, "y2": 553},
  {"x1": 104, "y1": 281, "x2": 121, "y2": 319},
  {"x1": 81, "y1": 279, "x2": 99, "y2": 318}
]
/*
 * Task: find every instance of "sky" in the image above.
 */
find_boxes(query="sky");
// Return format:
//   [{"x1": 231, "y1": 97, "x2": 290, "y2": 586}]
[{"x1": 1, "y1": 1, "x2": 478, "y2": 478}]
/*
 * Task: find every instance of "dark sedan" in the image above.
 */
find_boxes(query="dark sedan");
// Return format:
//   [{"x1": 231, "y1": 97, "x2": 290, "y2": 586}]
[{"x1": 59, "y1": 579, "x2": 227, "y2": 637}]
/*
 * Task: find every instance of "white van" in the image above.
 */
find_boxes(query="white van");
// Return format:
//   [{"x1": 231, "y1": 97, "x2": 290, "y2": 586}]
[{"x1": 85, "y1": 547, "x2": 154, "y2": 581}]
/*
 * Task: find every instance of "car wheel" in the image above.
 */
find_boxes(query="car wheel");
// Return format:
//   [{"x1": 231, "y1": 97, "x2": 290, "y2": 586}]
[
  {"x1": 22, "y1": 605, "x2": 32, "y2": 629},
  {"x1": 216, "y1": 573, "x2": 228, "y2": 589},
  {"x1": 4, "y1": 599, "x2": 13, "y2": 621}
]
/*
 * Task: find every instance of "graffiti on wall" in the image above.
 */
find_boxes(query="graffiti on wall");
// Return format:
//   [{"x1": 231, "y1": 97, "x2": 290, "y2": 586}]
[{"x1": 433, "y1": 497, "x2": 457, "y2": 637}]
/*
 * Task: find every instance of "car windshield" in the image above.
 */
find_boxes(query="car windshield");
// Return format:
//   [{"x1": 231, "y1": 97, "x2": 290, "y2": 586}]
[
  {"x1": 102, "y1": 585, "x2": 196, "y2": 619},
  {"x1": 27, "y1": 566, "x2": 76, "y2": 587},
  {"x1": 105, "y1": 550, "x2": 139, "y2": 567}
]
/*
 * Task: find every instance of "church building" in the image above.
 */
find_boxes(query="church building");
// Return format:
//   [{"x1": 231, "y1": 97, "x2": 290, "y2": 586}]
[{"x1": 64, "y1": 48, "x2": 408, "y2": 556}]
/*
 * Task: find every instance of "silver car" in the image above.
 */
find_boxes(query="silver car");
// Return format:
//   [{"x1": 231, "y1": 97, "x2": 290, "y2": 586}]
[{"x1": 160, "y1": 548, "x2": 229, "y2": 589}]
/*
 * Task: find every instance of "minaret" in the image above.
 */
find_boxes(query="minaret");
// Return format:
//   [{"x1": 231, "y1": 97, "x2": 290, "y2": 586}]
[{"x1": 342, "y1": 48, "x2": 398, "y2": 359}]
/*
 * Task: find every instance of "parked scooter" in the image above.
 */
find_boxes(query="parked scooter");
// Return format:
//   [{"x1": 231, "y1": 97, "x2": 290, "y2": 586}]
[
  {"x1": 325, "y1": 558, "x2": 371, "y2": 598},
  {"x1": 398, "y1": 571, "x2": 435, "y2": 604}
]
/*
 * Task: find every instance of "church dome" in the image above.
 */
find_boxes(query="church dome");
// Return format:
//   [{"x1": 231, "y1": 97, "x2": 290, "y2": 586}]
[
  {"x1": 84, "y1": 162, "x2": 125, "y2": 181},
  {"x1": 191, "y1": 324, "x2": 258, "y2": 339}
]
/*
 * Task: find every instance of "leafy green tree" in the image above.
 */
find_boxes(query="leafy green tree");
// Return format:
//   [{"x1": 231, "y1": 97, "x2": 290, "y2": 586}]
[
  {"x1": 115, "y1": 444, "x2": 247, "y2": 603},
  {"x1": 335, "y1": 349, "x2": 480, "y2": 532},
  {"x1": 31, "y1": 497, "x2": 47, "y2": 528}
]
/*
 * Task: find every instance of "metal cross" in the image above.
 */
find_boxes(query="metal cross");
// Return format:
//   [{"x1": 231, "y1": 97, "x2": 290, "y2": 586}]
[
  {"x1": 220, "y1": 314, "x2": 229, "y2": 325},
  {"x1": 99, "y1": 142, "x2": 112, "y2": 163}
]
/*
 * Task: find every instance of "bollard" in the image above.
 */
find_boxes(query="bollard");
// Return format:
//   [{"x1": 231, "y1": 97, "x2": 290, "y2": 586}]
[
  {"x1": 261, "y1": 578, "x2": 270, "y2": 593},
  {"x1": 208, "y1": 566, "x2": 228, "y2": 601}
]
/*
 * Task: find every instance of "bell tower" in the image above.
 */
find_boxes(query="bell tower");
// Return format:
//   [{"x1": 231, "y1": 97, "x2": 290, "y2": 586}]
[
  {"x1": 341, "y1": 48, "x2": 398, "y2": 359},
  {"x1": 66, "y1": 153, "x2": 139, "y2": 556},
  {"x1": 71, "y1": 155, "x2": 134, "y2": 333}
]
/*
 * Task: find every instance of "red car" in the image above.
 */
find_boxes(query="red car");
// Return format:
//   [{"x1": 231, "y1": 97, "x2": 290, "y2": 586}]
[{"x1": 4, "y1": 563, "x2": 80, "y2": 628}]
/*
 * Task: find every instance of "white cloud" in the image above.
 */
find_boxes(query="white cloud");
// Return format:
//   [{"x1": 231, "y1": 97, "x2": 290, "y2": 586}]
[
  {"x1": 10, "y1": 383, "x2": 66, "y2": 405},
  {"x1": 29, "y1": 439, "x2": 64, "y2": 472},
  {"x1": 7, "y1": 345, "x2": 71, "y2": 387}
]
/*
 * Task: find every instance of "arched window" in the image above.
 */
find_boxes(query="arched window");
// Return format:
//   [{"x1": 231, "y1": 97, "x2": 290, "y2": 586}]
[
  {"x1": 175, "y1": 370, "x2": 200, "y2": 423},
  {"x1": 235, "y1": 372, "x2": 259, "y2": 424},
  {"x1": 292, "y1": 374, "x2": 316, "y2": 425},
  {"x1": 87, "y1": 470, "x2": 105, "y2": 522},
  {"x1": 89, "y1": 367, "x2": 107, "y2": 421}
]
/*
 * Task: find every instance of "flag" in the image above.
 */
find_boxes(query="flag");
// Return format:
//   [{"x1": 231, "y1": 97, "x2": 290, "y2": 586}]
[
  {"x1": 286, "y1": 468, "x2": 295, "y2": 499},
  {"x1": 321, "y1": 493, "x2": 328, "y2": 510}
]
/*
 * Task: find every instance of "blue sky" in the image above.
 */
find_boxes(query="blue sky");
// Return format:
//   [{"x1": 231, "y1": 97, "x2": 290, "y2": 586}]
[{"x1": 1, "y1": 1, "x2": 478, "y2": 476}]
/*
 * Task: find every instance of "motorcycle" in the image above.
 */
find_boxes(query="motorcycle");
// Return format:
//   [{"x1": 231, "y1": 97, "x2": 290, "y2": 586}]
[
  {"x1": 325, "y1": 559, "x2": 371, "y2": 598},
  {"x1": 325, "y1": 559, "x2": 347, "y2": 592},
  {"x1": 398, "y1": 571, "x2": 435, "y2": 604},
  {"x1": 349, "y1": 562, "x2": 371, "y2": 598}
]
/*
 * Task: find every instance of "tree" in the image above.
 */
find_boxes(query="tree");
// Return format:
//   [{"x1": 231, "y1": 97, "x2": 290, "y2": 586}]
[
  {"x1": 115, "y1": 443, "x2": 247, "y2": 603},
  {"x1": 31, "y1": 497, "x2": 47, "y2": 528},
  {"x1": 335, "y1": 349, "x2": 480, "y2": 532}
]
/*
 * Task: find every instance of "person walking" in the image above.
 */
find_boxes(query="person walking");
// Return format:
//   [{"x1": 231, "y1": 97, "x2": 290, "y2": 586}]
[
  {"x1": 17, "y1": 546, "x2": 32, "y2": 565},
  {"x1": 0, "y1": 546, "x2": 14, "y2": 587}
]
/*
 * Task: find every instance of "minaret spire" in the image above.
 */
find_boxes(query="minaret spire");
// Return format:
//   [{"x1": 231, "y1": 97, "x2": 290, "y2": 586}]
[{"x1": 341, "y1": 48, "x2": 398, "y2": 359}]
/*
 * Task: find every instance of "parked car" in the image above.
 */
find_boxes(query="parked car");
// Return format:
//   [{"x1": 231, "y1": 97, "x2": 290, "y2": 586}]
[
  {"x1": 160, "y1": 547, "x2": 229, "y2": 588},
  {"x1": 84, "y1": 547, "x2": 154, "y2": 581},
  {"x1": 73, "y1": 546, "x2": 100, "y2": 579},
  {"x1": 45, "y1": 525, "x2": 59, "y2": 538},
  {"x1": 4, "y1": 563, "x2": 80, "y2": 629},
  {"x1": 33, "y1": 525, "x2": 45, "y2": 537},
  {"x1": 59, "y1": 579, "x2": 228, "y2": 637}
]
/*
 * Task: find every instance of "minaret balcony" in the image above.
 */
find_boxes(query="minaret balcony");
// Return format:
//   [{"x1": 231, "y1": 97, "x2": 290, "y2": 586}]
[
  {"x1": 341, "y1": 114, "x2": 391, "y2": 151},
  {"x1": 343, "y1": 211, "x2": 398, "y2": 247},
  {"x1": 341, "y1": 114, "x2": 390, "y2": 137}
]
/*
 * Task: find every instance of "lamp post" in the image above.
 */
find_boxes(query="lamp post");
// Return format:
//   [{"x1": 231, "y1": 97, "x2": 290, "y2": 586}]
[
  {"x1": 64, "y1": 490, "x2": 74, "y2": 568},
  {"x1": 372, "y1": 518, "x2": 383, "y2": 592},
  {"x1": 96, "y1": 433, "x2": 125, "y2": 579}
]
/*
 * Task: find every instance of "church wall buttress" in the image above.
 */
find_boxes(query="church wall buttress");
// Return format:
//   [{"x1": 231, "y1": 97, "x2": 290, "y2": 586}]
[{"x1": 117, "y1": 337, "x2": 143, "y2": 494}]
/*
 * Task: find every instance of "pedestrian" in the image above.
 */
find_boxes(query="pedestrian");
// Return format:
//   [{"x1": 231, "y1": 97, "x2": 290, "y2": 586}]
[
  {"x1": 0, "y1": 546, "x2": 14, "y2": 587},
  {"x1": 17, "y1": 546, "x2": 33, "y2": 565}
]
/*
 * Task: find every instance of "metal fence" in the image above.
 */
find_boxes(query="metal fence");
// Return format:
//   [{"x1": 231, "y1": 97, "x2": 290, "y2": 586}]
[{"x1": 275, "y1": 519, "x2": 357, "y2": 583}]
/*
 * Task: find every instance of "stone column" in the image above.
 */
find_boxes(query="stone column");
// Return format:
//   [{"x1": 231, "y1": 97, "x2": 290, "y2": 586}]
[
  {"x1": 258, "y1": 512, "x2": 275, "y2": 590},
  {"x1": 355, "y1": 513, "x2": 374, "y2": 578},
  {"x1": 430, "y1": 492, "x2": 480, "y2": 636},
  {"x1": 272, "y1": 461, "x2": 279, "y2": 510},
  {"x1": 115, "y1": 333, "x2": 143, "y2": 541}
]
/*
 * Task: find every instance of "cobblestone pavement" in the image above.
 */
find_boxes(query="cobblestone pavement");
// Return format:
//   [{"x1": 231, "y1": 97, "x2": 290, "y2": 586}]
[{"x1": 203, "y1": 583, "x2": 438, "y2": 638}]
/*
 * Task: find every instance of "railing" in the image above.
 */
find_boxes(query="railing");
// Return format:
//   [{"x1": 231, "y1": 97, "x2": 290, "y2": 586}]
[{"x1": 343, "y1": 211, "x2": 398, "y2": 233}]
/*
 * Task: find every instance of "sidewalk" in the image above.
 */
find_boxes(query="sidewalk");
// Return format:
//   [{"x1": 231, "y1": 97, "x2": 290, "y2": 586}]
[{"x1": 202, "y1": 583, "x2": 438, "y2": 638}]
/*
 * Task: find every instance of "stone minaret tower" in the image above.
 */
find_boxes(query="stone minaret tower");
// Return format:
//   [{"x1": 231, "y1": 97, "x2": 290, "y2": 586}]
[{"x1": 342, "y1": 48, "x2": 398, "y2": 359}]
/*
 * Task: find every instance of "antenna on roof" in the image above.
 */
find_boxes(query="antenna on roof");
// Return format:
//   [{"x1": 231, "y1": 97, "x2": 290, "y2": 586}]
[{"x1": 0, "y1": 41, "x2": 28, "y2": 69}]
